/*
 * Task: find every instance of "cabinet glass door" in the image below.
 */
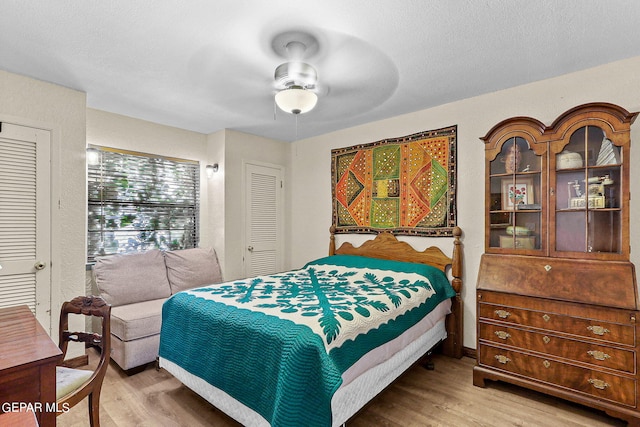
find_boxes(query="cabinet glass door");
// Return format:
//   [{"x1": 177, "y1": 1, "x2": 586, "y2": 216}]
[
  {"x1": 488, "y1": 137, "x2": 542, "y2": 251},
  {"x1": 554, "y1": 125, "x2": 622, "y2": 254}
]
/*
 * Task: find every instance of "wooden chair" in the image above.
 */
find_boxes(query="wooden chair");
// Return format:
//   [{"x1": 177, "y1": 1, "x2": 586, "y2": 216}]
[{"x1": 56, "y1": 296, "x2": 111, "y2": 427}]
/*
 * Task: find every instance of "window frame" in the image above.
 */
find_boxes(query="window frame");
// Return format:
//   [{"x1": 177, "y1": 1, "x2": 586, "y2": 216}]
[{"x1": 87, "y1": 145, "x2": 200, "y2": 263}]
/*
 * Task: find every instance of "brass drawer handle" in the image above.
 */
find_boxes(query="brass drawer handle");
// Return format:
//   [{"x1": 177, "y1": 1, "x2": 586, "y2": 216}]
[
  {"x1": 588, "y1": 350, "x2": 611, "y2": 361},
  {"x1": 544, "y1": 264, "x2": 552, "y2": 272},
  {"x1": 495, "y1": 309, "x2": 511, "y2": 319},
  {"x1": 543, "y1": 360, "x2": 551, "y2": 368},
  {"x1": 494, "y1": 331, "x2": 511, "y2": 340},
  {"x1": 543, "y1": 336, "x2": 551, "y2": 344},
  {"x1": 494, "y1": 355, "x2": 511, "y2": 364},
  {"x1": 588, "y1": 325, "x2": 610, "y2": 336},
  {"x1": 542, "y1": 314, "x2": 551, "y2": 322},
  {"x1": 588, "y1": 378, "x2": 610, "y2": 390}
]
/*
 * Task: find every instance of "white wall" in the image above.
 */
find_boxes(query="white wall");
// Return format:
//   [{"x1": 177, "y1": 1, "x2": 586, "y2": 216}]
[
  {"x1": 206, "y1": 130, "x2": 226, "y2": 275},
  {"x1": 0, "y1": 70, "x2": 86, "y2": 350},
  {"x1": 289, "y1": 55, "x2": 640, "y2": 350}
]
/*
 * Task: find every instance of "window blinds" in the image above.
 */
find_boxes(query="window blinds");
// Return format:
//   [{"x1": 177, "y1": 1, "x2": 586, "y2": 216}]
[{"x1": 87, "y1": 147, "x2": 200, "y2": 262}]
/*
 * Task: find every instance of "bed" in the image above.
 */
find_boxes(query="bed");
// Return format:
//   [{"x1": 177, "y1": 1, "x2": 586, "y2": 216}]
[{"x1": 158, "y1": 227, "x2": 463, "y2": 426}]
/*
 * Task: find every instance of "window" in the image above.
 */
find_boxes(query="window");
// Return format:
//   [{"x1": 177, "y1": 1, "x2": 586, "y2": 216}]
[{"x1": 87, "y1": 146, "x2": 199, "y2": 262}]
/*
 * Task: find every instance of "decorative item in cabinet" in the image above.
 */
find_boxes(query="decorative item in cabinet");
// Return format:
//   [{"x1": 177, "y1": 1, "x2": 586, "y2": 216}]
[
  {"x1": 501, "y1": 177, "x2": 535, "y2": 210},
  {"x1": 476, "y1": 103, "x2": 639, "y2": 426},
  {"x1": 556, "y1": 150, "x2": 583, "y2": 169},
  {"x1": 498, "y1": 235, "x2": 535, "y2": 249}
]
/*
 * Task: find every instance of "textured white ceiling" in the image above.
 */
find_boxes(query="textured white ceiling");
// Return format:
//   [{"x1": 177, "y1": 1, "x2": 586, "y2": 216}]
[{"x1": 2, "y1": 1, "x2": 640, "y2": 141}]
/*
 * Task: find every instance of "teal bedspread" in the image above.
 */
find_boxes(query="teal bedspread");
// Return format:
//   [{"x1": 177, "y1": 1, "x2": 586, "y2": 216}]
[{"x1": 159, "y1": 255, "x2": 455, "y2": 427}]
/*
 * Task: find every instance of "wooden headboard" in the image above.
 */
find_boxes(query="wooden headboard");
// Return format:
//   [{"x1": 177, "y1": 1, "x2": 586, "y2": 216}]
[{"x1": 328, "y1": 226, "x2": 464, "y2": 358}]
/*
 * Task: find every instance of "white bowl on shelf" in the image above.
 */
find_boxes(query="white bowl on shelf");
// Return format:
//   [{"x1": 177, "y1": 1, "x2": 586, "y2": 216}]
[{"x1": 556, "y1": 151, "x2": 583, "y2": 169}]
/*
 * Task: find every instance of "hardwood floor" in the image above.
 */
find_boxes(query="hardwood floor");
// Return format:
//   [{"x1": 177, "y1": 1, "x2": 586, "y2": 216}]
[{"x1": 57, "y1": 349, "x2": 625, "y2": 427}]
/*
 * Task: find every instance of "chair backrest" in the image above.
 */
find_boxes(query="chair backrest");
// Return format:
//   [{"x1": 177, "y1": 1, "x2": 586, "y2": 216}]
[{"x1": 58, "y1": 296, "x2": 112, "y2": 394}]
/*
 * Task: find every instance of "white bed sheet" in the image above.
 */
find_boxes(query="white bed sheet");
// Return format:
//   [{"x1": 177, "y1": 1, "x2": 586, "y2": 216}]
[{"x1": 159, "y1": 299, "x2": 450, "y2": 426}]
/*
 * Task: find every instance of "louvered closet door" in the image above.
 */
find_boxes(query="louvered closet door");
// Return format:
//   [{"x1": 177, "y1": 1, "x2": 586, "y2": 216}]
[
  {"x1": 244, "y1": 163, "x2": 284, "y2": 277},
  {"x1": 0, "y1": 123, "x2": 51, "y2": 331}
]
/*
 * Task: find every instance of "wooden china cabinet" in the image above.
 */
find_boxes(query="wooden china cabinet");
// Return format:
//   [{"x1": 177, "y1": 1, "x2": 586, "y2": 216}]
[{"x1": 473, "y1": 103, "x2": 640, "y2": 425}]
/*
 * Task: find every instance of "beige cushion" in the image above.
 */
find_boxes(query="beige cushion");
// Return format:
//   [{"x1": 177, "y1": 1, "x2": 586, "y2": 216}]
[
  {"x1": 164, "y1": 247, "x2": 223, "y2": 293},
  {"x1": 110, "y1": 298, "x2": 167, "y2": 341},
  {"x1": 110, "y1": 333, "x2": 160, "y2": 371},
  {"x1": 56, "y1": 366, "x2": 92, "y2": 399},
  {"x1": 94, "y1": 250, "x2": 171, "y2": 306}
]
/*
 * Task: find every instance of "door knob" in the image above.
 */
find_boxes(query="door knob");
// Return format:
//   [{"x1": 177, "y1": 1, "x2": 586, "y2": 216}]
[
  {"x1": 247, "y1": 246, "x2": 254, "y2": 252},
  {"x1": 34, "y1": 261, "x2": 46, "y2": 270}
]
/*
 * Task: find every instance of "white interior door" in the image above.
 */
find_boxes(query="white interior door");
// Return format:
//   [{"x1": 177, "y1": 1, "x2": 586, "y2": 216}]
[
  {"x1": 0, "y1": 122, "x2": 51, "y2": 331},
  {"x1": 244, "y1": 162, "x2": 284, "y2": 277}
]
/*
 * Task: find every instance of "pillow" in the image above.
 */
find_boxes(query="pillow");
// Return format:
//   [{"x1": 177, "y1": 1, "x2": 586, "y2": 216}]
[
  {"x1": 93, "y1": 250, "x2": 172, "y2": 306},
  {"x1": 164, "y1": 247, "x2": 223, "y2": 293}
]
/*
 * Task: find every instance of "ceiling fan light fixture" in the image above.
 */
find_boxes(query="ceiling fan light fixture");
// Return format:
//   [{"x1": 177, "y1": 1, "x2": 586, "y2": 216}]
[
  {"x1": 274, "y1": 61, "x2": 318, "y2": 88},
  {"x1": 275, "y1": 85, "x2": 318, "y2": 115}
]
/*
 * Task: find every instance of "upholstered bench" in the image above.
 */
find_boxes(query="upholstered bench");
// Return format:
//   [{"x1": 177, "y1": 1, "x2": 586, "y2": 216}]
[{"x1": 93, "y1": 247, "x2": 222, "y2": 374}]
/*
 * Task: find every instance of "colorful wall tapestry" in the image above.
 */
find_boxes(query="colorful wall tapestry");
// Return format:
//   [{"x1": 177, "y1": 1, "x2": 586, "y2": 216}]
[{"x1": 331, "y1": 126, "x2": 457, "y2": 236}]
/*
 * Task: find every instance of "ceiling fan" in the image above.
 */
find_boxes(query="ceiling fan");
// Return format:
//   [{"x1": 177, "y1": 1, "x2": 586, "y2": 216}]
[
  {"x1": 187, "y1": 26, "x2": 398, "y2": 139},
  {"x1": 272, "y1": 31, "x2": 321, "y2": 115}
]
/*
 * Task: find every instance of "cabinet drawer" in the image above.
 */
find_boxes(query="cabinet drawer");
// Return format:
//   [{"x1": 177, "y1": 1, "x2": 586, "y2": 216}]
[
  {"x1": 478, "y1": 302, "x2": 635, "y2": 346},
  {"x1": 479, "y1": 344, "x2": 637, "y2": 407},
  {"x1": 0, "y1": 366, "x2": 40, "y2": 405},
  {"x1": 479, "y1": 322, "x2": 636, "y2": 373}
]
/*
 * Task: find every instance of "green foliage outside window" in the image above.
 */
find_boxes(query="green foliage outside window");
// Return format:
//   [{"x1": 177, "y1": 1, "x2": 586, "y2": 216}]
[{"x1": 87, "y1": 147, "x2": 199, "y2": 262}]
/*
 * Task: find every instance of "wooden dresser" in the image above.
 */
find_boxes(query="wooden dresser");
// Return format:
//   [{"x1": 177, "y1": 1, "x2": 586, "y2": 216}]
[
  {"x1": 0, "y1": 305, "x2": 62, "y2": 427},
  {"x1": 474, "y1": 103, "x2": 640, "y2": 425}
]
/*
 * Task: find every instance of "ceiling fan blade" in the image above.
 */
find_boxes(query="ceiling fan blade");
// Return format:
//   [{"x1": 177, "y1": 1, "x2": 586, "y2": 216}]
[
  {"x1": 311, "y1": 33, "x2": 398, "y2": 120},
  {"x1": 186, "y1": 43, "x2": 276, "y2": 116}
]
